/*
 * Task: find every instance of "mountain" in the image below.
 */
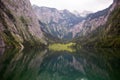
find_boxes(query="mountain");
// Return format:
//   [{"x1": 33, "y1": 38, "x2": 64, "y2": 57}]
[
  {"x1": 75, "y1": 0, "x2": 120, "y2": 48},
  {"x1": 72, "y1": 10, "x2": 92, "y2": 17},
  {"x1": 0, "y1": 0, "x2": 119, "y2": 48},
  {"x1": 0, "y1": 0, "x2": 46, "y2": 48},
  {"x1": 70, "y1": 5, "x2": 111, "y2": 38},
  {"x1": 33, "y1": 6, "x2": 84, "y2": 40}
]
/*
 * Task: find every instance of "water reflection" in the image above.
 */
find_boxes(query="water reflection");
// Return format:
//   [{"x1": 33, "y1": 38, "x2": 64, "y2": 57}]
[
  {"x1": 0, "y1": 48, "x2": 5, "y2": 56},
  {"x1": 0, "y1": 48, "x2": 120, "y2": 80}
]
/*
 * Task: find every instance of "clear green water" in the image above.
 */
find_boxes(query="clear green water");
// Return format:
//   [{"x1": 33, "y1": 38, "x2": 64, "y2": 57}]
[{"x1": 0, "y1": 48, "x2": 120, "y2": 80}]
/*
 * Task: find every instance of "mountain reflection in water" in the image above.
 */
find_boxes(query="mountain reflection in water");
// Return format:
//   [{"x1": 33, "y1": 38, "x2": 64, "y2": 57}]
[{"x1": 0, "y1": 48, "x2": 120, "y2": 80}]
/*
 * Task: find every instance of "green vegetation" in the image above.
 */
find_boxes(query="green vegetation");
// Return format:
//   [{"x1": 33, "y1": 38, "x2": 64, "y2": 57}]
[
  {"x1": 20, "y1": 16, "x2": 28, "y2": 26},
  {"x1": 48, "y1": 43, "x2": 76, "y2": 52},
  {"x1": 0, "y1": 8, "x2": 22, "y2": 48},
  {"x1": 98, "y1": 7, "x2": 120, "y2": 48},
  {"x1": 75, "y1": 7, "x2": 120, "y2": 48},
  {"x1": 0, "y1": 3, "x2": 46, "y2": 48}
]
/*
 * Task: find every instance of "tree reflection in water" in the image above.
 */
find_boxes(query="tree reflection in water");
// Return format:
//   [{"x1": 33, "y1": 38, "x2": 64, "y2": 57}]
[{"x1": 0, "y1": 48, "x2": 120, "y2": 80}]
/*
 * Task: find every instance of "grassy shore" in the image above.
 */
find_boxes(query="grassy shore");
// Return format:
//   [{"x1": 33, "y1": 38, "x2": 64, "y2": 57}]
[{"x1": 48, "y1": 43, "x2": 76, "y2": 52}]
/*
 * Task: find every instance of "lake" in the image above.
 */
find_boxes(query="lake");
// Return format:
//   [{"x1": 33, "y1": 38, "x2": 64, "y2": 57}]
[{"x1": 0, "y1": 47, "x2": 120, "y2": 80}]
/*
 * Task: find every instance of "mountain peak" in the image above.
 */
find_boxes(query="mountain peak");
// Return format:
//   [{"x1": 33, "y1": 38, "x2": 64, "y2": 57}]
[{"x1": 33, "y1": 6, "x2": 84, "y2": 40}]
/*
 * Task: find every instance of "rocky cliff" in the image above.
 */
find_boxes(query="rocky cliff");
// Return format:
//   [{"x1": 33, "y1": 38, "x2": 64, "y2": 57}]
[
  {"x1": 71, "y1": 4, "x2": 111, "y2": 37},
  {"x1": 0, "y1": 0, "x2": 46, "y2": 48},
  {"x1": 75, "y1": 0, "x2": 120, "y2": 47},
  {"x1": 33, "y1": 6, "x2": 84, "y2": 40}
]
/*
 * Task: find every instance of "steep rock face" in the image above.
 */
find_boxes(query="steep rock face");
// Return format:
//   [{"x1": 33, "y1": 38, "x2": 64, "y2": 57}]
[
  {"x1": 71, "y1": 6, "x2": 111, "y2": 37},
  {"x1": 0, "y1": 0, "x2": 46, "y2": 48},
  {"x1": 71, "y1": 0, "x2": 119, "y2": 38},
  {"x1": 75, "y1": 0, "x2": 120, "y2": 47},
  {"x1": 72, "y1": 0, "x2": 119, "y2": 37},
  {"x1": 106, "y1": 0, "x2": 120, "y2": 34},
  {"x1": 0, "y1": 36, "x2": 5, "y2": 47},
  {"x1": 33, "y1": 6, "x2": 84, "y2": 40}
]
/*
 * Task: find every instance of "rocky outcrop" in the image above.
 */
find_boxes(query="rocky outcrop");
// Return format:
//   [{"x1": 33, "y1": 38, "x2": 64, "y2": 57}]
[
  {"x1": 33, "y1": 6, "x2": 84, "y2": 40},
  {"x1": 0, "y1": 0, "x2": 46, "y2": 48}
]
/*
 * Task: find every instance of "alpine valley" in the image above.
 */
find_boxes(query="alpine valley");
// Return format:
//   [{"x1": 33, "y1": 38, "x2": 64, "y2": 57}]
[
  {"x1": 0, "y1": 0, "x2": 120, "y2": 80},
  {"x1": 0, "y1": 0, "x2": 120, "y2": 48}
]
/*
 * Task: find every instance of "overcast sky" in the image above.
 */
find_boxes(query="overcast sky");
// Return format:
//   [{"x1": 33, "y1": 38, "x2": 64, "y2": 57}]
[{"x1": 30, "y1": 0, "x2": 113, "y2": 12}]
